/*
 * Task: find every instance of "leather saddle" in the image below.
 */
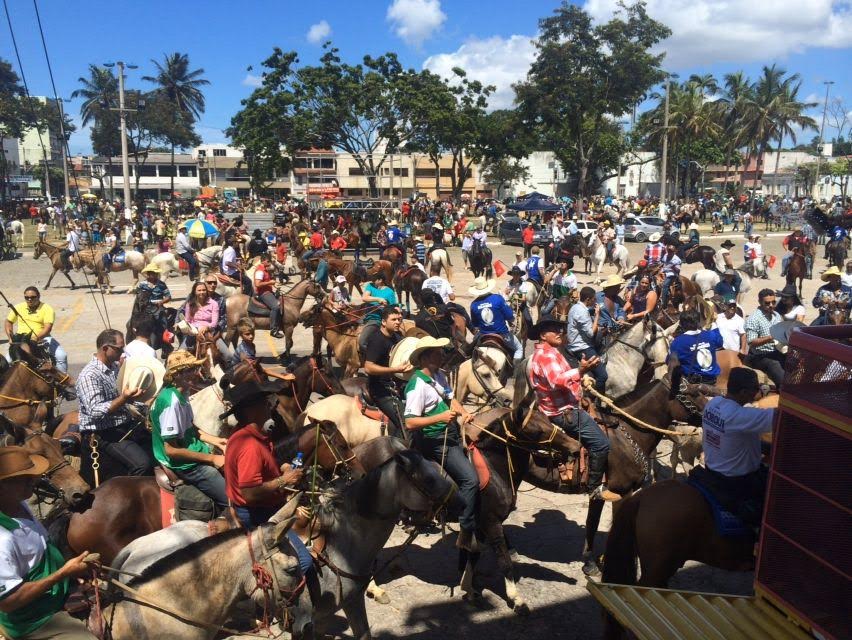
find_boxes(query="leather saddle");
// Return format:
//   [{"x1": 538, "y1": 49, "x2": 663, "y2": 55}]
[
  {"x1": 248, "y1": 296, "x2": 273, "y2": 317},
  {"x1": 154, "y1": 465, "x2": 183, "y2": 493},
  {"x1": 355, "y1": 390, "x2": 390, "y2": 428},
  {"x1": 214, "y1": 273, "x2": 241, "y2": 287},
  {"x1": 355, "y1": 257, "x2": 374, "y2": 268}
]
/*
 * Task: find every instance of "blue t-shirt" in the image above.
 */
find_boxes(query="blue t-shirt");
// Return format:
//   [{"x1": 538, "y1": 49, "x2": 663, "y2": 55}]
[
  {"x1": 594, "y1": 291, "x2": 626, "y2": 329},
  {"x1": 364, "y1": 283, "x2": 398, "y2": 323},
  {"x1": 526, "y1": 255, "x2": 543, "y2": 283},
  {"x1": 470, "y1": 293, "x2": 514, "y2": 336},
  {"x1": 670, "y1": 329, "x2": 724, "y2": 377},
  {"x1": 386, "y1": 228, "x2": 403, "y2": 244},
  {"x1": 714, "y1": 280, "x2": 737, "y2": 302}
]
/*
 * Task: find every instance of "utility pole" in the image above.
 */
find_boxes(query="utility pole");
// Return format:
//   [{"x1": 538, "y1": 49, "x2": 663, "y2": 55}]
[
  {"x1": 55, "y1": 98, "x2": 70, "y2": 203},
  {"x1": 658, "y1": 77, "x2": 671, "y2": 217},
  {"x1": 813, "y1": 80, "x2": 834, "y2": 202},
  {"x1": 104, "y1": 61, "x2": 137, "y2": 219}
]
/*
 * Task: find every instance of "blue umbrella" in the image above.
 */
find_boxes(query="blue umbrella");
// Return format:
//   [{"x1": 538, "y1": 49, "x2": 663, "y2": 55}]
[{"x1": 181, "y1": 218, "x2": 219, "y2": 239}]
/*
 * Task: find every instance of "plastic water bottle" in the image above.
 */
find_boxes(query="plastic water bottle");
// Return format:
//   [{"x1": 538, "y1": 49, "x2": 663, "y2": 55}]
[{"x1": 291, "y1": 452, "x2": 304, "y2": 469}]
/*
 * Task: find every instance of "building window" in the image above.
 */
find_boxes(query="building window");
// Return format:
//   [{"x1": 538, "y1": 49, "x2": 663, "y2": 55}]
[
  {"x1": 179, "y1": 166, "x2": 197, "y2": 177},
  {"x1": 158, "y1": 165, "x2": 176, "y2": 177},
  {"x1": 348, "y1": 167, "x2": 365, "y2": 176},
  {"x1": 197, "y1": 149, "x2": 206, "y2": 158},
  {"x1": 393, "y1": 168, "x2": 409, "y2": 177},
  {"x1": 439, "y1": 168, "x2": 453, "y2": 178},
  {"x1": 212, "y1": 149, "x2": 226, "y2": 157},
  {"x1": 137, "y1": 165, "x2": 157, "y2": 177}
]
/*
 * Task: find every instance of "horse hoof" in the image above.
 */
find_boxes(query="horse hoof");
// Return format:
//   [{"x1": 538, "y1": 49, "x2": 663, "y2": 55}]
[
  {"x1": 513, "y1": 601, "x2": 530, "y2": 616},
  {"x1": 582, "y1": 558, "x2": 601, "y2": 577},
  {"x1": 463, "y1": 591, "x2": 486, "y2": 608}
]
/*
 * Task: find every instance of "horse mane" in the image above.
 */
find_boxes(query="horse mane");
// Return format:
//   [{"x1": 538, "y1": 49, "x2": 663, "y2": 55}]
[{"x1": 127, "y1": 528, "x2": 246, "y2": 586}]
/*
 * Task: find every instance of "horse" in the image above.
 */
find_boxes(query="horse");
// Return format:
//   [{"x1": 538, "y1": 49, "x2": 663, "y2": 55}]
[
  {"x1": 194, "y1": 245, "x2": 224, "y2": 273},
  {"x1": 32, "y1": 239, "x2": 77, "y2": 289},
  {"x1": 393, "y1": 265, "x2": 426, "y2": 314},
  {"x1": 125, "y1": 288, "x2": 175, "y2": 356},
  {"x1": 691, "y1": 267, "x2": 752, "y2": 303},
  {"x1": 144, "y1": 249, "x2": 183, "y2": 278},
  {"x1": 826, "y1": 238, "x2": 848, "y2": 267},
  {"x1": 348, "y1": 260, "x2": 394, "y2": 296},
  {"x1": 300, "y1": 301, "x2": 364, "y2": 377},
  {"x1": 94, "y1": 499, "x2": 307, "y2": 640},
  {"x1": 0, "y1": 359, "x2": 72, "y2": 428},
  {"x1": 8, "y1": 218, "x2": 24, "y2": 247},
  {"x1": 599, "y1": 317, "x2": 671, "y2": 399},
  {"x1": 468, "y1": 240, "x2": 493, "y2": 278},
  {"x1": 587, "y1": 235, "x2": 631, "y2": 279},
  {"x1": 224, "y1": 279, "x2": 325, "y2": 360},
  {"x1": 73, "y1": 247, "x2": 148, "y2": 293},
  {"x1": 380, "y1": 245, "x2": 405, "y2": 270},
  {"x1": 786, "y1": 252, "x2": 807, "y2": 297},
  {"x1": 455, "y1": 343, "x2": 514, "y2": 408},
  {"x1": 425, "y1": 247, "x2": 453, "y2": 282},
  {"x1": 681, "y1": 244, "x2": 717, "y2": 270}
]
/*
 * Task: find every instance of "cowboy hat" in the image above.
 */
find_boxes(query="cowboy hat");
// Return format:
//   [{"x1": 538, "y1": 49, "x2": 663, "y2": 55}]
[
  {"x1": 468, "y1": 276, "x2": 496, "y2": 297},
  {"x1": 141, "y1": 263, "x2": 161, "y2": 274},
  {"x1": 335, "y1": 274, "x2": 347, "y2": 284},
  {"x1": 770, "y1": 320, "x2": 805, "y2": 346},
  {"x1": 648, "y1": 232, "x2": 662, "y2": 243},
  {"x1": 529, "y1": 314, "x2": 566, "y2": 341},
  {"x1": 219, "y1": 380, "x2": 284, "y2": 419},
  {"x1": 749, "y1": 233, "x2": 761, "y2": 238},
  {"x1": 601, "y1": 274, "x2": 626, "y2": 289},
  {"x1": 0, "y1": 446, "x2": 49, "y2": 482},
  {"x1": 388, "y1": 336, "x2": 422, "y2": 380},
  {"x1": 116, "y1": 355, "x2": 166, "y2": 403},
  {"x1": 432, "y1": 223, "x2": 444, "y2": 230},
  {"x1": 164, "y1": 350, "x2": 205, "y2": 382},
  {"x1": 720, "y1": 239, "x2": 736, "y2": 248},
  {"x1": 821, "y1": 266, "x2": 842, "y2": 281},
  {"x1": 407, "y1": 336, "x2": 451, "y2": 368},
  {"x1": 508, "y1": 265, "x2": 525, "y2": 276},
  {"x1": 776, "y1": 284, "x2": 800, "y2": 298}
]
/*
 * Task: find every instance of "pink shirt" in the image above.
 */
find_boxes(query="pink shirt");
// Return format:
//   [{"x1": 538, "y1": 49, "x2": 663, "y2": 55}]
[{"x1": 185, "y1": 298, "x2": 219, "y2": 330}]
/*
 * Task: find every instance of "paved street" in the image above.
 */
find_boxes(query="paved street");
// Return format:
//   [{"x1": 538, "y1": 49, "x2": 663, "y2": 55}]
[{"x1": 2, "y1": 221, "x2": 813, "y2": 638}]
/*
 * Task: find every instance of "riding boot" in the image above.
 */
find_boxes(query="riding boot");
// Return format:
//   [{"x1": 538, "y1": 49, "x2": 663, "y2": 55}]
[{"x1": 586, "y1": 452, "x2": 621, "y2": 502}]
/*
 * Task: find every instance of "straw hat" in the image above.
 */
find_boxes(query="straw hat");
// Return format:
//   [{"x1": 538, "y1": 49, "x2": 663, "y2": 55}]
[
  {"x1": 141, "y1": 263, "x2": 161, "y2": 274},
  {"x1": 0, "y1": 446, "x2": 48, "y2": 482},
  {"x1": 164, "y1": 350, "x2": 206, "y2": 382},
  {"x1": 821, "y1": 266, "x2": 842, "y2": 281},
  {"x1": 116, "y1": 355, "x2": 166, "y2": 403},
  {"x1": 648, "y1": 232, "x2": 662, "y2": 243},
  {"x1": 468, "y1": 276, "x2": 497, "y2": 297},
  {"x1": 389, "y1": 336, "x2": 421, "y2": 380},
  {"x1": 601, "y1": 274, "x2": 626, "y2": 289},
  {"x1": 408, "y1": 336, "x2": 451, "y2": 367}
]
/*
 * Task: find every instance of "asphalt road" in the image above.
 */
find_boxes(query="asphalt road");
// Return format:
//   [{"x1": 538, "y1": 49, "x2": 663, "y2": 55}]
[{"x1": 1, "y1": 219, "x2": 823, "y2": 638}]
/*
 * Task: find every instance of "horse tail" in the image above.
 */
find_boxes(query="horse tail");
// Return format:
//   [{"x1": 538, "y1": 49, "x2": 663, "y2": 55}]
[{"x1": 601, "y1": 492, "x2": 641, "y2": 586}]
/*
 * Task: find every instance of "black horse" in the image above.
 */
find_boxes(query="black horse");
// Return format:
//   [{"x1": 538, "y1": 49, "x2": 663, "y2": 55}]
[{"x1": 468, "y1": 239, "x2": 493, "y2": 278}]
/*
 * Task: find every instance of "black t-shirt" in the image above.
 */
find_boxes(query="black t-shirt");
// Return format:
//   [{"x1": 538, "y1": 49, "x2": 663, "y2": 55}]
[{"x1": 365, "y1": 329, "x2": 399, "y2": 399}]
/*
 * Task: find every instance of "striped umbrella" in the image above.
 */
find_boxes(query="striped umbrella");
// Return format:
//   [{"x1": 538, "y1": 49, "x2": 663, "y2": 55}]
[{"x1": 180, "y1": 218, "x2": 219, "y2": 239}]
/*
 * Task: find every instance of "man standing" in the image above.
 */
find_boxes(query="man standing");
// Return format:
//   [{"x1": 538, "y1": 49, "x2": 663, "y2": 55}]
[
  {"x1": 4, "y1": 287, "x2": 67, "y2": 373},
  {"x1": 175, "y1": 226, "x2": 198, "y2": 281},
  {"x1": 522, "y1": 222, "x2": 534, "y2": 258},
  {"x1": 364, "y1": 306, "x2": 411, "y2": 438},
  {"x1": 744, "y1": 289, "x2": 785, "y2": 389},
  {"x1": 528, "y1": 316, "x2": 620, "y2": 501},
  {"x1": 567, "y1": 286, "x2": 608, "y2": 393},
  {"x1": 713, "y1": 300, "x2": 747, "y2": 354},
  {"x1": 469, "y1": 276, "x2": 523, "y2": 362},
  {"x1": 151, "y1": 351, "x2": 229, "y2": 511}
]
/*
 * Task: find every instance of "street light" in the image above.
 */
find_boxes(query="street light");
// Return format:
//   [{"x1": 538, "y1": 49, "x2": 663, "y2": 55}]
[{"x1": 103, "y1": 61, "x2": 138, "y2": 218}]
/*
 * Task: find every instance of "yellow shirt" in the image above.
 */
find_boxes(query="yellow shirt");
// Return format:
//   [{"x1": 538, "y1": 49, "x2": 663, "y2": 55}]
[{"x1": 6, "y1": 302, "x2": 55, "y2": 338}]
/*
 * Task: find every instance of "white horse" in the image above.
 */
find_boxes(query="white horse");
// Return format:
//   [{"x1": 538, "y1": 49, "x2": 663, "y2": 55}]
[
  {"x1": 298, "y1": 394, "x2": 383, "y2": 447},
  {"x1": 455, "y1": 345, "x2": 512, "y2": 407},
  {"x1": 425, "y1": 247, "x2": 453, "y2": 282},
  {"x1": 92, "y1": 249, "x2": 148, "y2": 293},
  {"x1": 691, "y1": 268, "x2": 752, "y2": 303},
  {"x1": 588, "y1": 235, "x2": 630, "y2": 278},
  {"x1": 602, "y1": 317, "x2": 671, "y2": 399},
  {"x1": 144, "y1": 250, "x2": 182, "y2": 278},
  {"x1": 195, "y1": 245, "x2": 223, "y2": 273}
]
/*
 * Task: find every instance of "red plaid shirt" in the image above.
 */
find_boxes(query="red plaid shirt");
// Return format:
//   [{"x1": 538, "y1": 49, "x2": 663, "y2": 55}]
[
  {"x1": 529, "y1": 342, "x2": 582, "y2": 417},
  {"x1": 643, "y1": 242, "x2": 665, "y2": 265}
]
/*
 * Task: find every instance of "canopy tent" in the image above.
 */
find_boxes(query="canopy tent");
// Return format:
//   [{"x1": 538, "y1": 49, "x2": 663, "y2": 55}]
[
  {"x1": 516, "y1": 191, "x2": 552, "y2": 201},
  {"x1": 507, "y1": 197, "x2": 563, "y2": 212}
]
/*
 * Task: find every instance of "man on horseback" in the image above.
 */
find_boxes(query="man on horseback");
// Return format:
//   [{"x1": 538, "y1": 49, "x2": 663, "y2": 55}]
[
  {"x1": 528, "y1": 316, "x2": 621, "y2": 502},
  {"x1": 386, "y1": 220, "x2": 405, "y2": 254},
  {"x1": 364, "y1": 306, "x2": 411, "y2": 438},
  {"x1": 151, "y1": 351, "x2": 229, "y2": 511},
  {"x1": 403, "y1": 337, "x2": 479, "y2": 551},
  {"x1": 541, "y1": 259, "x2": 578, "y2": 316},
  {"x1": 657, "y1": 242, "x2": 682, "y2": 310},
  {"x1": 599, "y1": 222, "x2": 616, "y2": 264},
  {"x1": 469, "y1": 277, "x2": 523, "y2": 364},
  {"x1": 502, "y1": 266, "x2": 534, "y2": 331},
  {"x1": 253, "y1": 253, "x2": 283, "y2": 338},
  {"x1": 567, "y1": 287, "x2": 608, "y2": 393},
  {"x1": 700, "y1": 367, "x2": 775, "y2": 531},
  {"x1": 524, "y1": 246, "x2": 545, "y2": 288},
  {"x1": 811, "y1": 267, "x2": 852, "y2": 326},
  {"x1": 4, "y1": 287, "x2": 67, "y2": 373},
  {"x1": 175, "y1": 226, "x2": 198, "y2": 281}
]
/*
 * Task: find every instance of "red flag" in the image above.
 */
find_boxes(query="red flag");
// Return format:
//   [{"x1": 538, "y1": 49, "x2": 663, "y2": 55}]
[
  {"x1": 493, "y1": 260, "x2": 507, "y2": 277},
  {"x1": 768, "y1": 255, "x2": 777, "y2": 269}
]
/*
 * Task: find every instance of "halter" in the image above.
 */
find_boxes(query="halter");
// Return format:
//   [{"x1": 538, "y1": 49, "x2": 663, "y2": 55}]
[
  {"x1": 0, "y1": 421, "x2": 74, "y2": 506},
  {"x1": 608, "y1": 322, "x2": 669, "y2": 368}
]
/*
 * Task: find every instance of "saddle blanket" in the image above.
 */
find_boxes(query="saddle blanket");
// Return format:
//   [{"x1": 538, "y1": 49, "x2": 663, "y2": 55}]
[
  {"x1": 686, "y1": 475, "x2": 751, "y2": 537},
  {"x1": 104, "y1": 252, "x2": 126, "y2": 266}
]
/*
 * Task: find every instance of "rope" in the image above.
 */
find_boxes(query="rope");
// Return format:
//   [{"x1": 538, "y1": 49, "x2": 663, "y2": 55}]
[{"x1": 581, "y1": 381, "x2": 685, "y2": 437}]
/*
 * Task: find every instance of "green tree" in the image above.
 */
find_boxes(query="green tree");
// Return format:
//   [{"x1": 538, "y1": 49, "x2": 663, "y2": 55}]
[
  {"x1": 143, "y1": 53, "x2": 209, "y2": 199},
  {"x1": 0, "y1": 59, "x2": 33, "y2": 204},
  {"x1": 717, "y1": 71, "x2": 753, "y2": 192},
  {"x1": 72, "y1": 65, "x2": 120, "y2": 199},
  {"x1": 480, "y1": 158, "x2": 530, "y2": 199},
  {"x1": 514, "y1": 1, "x2": 671, "y2": 200}
]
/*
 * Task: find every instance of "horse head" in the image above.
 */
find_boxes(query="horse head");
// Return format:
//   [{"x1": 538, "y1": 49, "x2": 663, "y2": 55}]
[
  {"x1": 255, "y1": 494, "x2": 305, "y2": 608},
  {"x1": 391, "y1": 448, "x2": 457, "y2": 524},
  {"x1": 312, "y1": 419, "x2": 366, "y2": 481},
  {"x1": 474, "y1": 345, "x2": 512, "y2": 398},
  {"x1": 33, "y1": 241, "x2": 43, "y2": 259},
  {"x1": 509, "y1": 405, "x2": 581, "y2": 462}
]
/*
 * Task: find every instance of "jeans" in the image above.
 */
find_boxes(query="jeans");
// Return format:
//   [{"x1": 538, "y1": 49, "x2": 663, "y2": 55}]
[
  {"x1": 659, "y1": 274, "x2": 677, "y2": 308},
  {"x1": 706, "y1": 466, "x2": 768, "y2": 530},
  {"x1": 745, "y1": 350, "x2": 786, "y2": 389},
  {"x1": 258, "y1": 291, "x2": 281, "y2": 332},
  {"x1": 417, "y1": 433, "x2": 478, "y2": 530},
  {"x1": 180, "y1": 251, "x2": 198, "y2": 279},
  {"x1": 568, "y1": 346, "x2": 608, "y2": 393},
  {"x1": 375, "y1": 394, "x2": 406, "y2": 440},
  {"x1": 41, "y1": 337, "x2": 67, "y2": 373},
  {"x1": 550, "y1": 408, "x2": 610, "y2": 455},
  {"x1": 499, "y1": 332, "x2": 524, "y2": 360},
  {"x1": 176, "y1": 463, "x2": 229, "y2": 509},
  {"x1": 233, "y1": 506, "x2": 314, "y2": 576}
]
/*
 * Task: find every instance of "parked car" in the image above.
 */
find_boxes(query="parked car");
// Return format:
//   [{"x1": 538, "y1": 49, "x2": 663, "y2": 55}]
[
  {"x1": 624, "y1": 216, "x2": 680, "y2": 243},
  {"x1": 498, "y1": 216, "x2": 552, "y2": 246},
  {"x1": 573, "y1": 220, "x2": 599, "y2": 239}
]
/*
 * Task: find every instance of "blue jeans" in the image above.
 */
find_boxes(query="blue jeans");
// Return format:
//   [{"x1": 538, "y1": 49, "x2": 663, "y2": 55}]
[
  {"x1": 568, "y1": 346, "x2": 607, "y2": 393},
  {"x1": 175, "y1": 463, "x2": 229, "y2": 509},
  {"x1": 550, "y1": 408, "x2": 610, "y2": 455},
  {"x1": 41, "y1": 337, "x2": 67, "y2": 373},
  {"x1": 180, "y1": 252, "x2": 198, "y2": 279},
  {"x1": 233, "y1": 505, "x2": 314, "y2": 576},
  {"x1": 498, "y1": 332, "x2": 524, "y2": 360},
  {"x1": 417, "y1": 434, "x2": 478, "y2": 530},
  {"x1": 659, "y1": 274, "x2": 677, "y2": 308}
]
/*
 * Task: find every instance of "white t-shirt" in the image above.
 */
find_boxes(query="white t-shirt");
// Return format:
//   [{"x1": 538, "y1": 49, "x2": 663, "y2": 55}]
[
  {"x1": 123, "y1": 339, "x2": 157, "y2": 359},
  {"x1": 702, "y1": 396, "x2": 774, "y2": 476},
  {"x1": 422, "y1": 276, "x2": 454, "y2": 303},
  {"x1": 221, "y1": 246, "x2": 238, "y2": 276},
  {"x1": 0, "y1": 503, "x2": 48, "y2": 597},
  {"x1": 713, "y1": 314, "x2": 745, "y2": 352},
  {"x1": 781, "y1": 305, "x2": 805, "y2": 321},
  {"x1": 157, "y1": 391, "x2": 195, "y2": 439}
]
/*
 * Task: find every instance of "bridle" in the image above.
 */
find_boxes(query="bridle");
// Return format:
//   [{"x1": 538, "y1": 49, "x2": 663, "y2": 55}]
[
  {"x1": 0, "y1": 361, "x2": 71, "y2": 416},
  {"x1": 608, "y1": 321, "x2": 669, "y2": 368},
  {"x1": 0, "y1": 419, "x2": 74, "y2": 506}
]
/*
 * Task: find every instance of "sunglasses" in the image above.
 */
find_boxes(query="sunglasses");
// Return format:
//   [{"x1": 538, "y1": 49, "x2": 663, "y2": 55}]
[
  {"x1": 24, "y1": 296, "x2": 39, "y2": 301},
  {"x1": 205, "y1": 281, "x2": 217, "y2": 286}
]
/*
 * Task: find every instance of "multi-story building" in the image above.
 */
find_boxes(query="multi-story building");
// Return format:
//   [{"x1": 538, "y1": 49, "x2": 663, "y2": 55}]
[
  {"x1": 193, "y1": 144, "x2": 291, "y2": 199},
  {"x1": 88, "y1": 152, "x2": 200, "y2": 200},
  {"x1": 1, "y1": 97, "x2": 64, "y2": 199}
]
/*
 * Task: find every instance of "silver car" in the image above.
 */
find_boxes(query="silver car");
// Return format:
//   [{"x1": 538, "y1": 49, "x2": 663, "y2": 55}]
[{"x1": 624, "y1": 216, "x2": 680, "y2": 243}]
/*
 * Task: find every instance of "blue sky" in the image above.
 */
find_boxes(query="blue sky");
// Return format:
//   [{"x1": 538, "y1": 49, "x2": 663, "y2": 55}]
[{"x1": 3, "y1": 0, "x2": 851, "y2": 155}]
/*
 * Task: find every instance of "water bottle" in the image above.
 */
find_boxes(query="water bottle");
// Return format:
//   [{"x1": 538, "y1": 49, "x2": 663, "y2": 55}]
[{"x1": 291, "y1": 452, "x2": 304, "y2": 469}]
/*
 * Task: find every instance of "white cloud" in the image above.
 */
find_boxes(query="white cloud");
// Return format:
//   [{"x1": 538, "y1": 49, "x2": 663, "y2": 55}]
[
  {"x1": 242, "y1": 73, "x2": 263, "y2": 88},
  {"x1": 386, "y1": 0, "x2": 446, "y2": 47},
  {"x1": 583, "y1": 0, "x2": 852, "y2": 69},
  {"x1": 423, "y1": 35, "x2": 537, "y2": 109},
  {"x1": 306, "y1": 20, "x2": 332, "y2": 45}
]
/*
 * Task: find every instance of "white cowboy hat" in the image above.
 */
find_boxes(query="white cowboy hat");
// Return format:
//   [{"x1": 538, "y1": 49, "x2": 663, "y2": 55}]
[
  {"x1": 648, "y1": 232, "x2": 662, "y2": 243},
  {"x1": 468, "y1": 276, "x2": 497, "y2": 297},
  {"x1": 389, "y1": 337, "x2": 421, "y2": 380},
  {"x1": 408, "y1": 336, "x2": 451, "y2": 367},
  {"x1": 117, "y1": 355, "x2": 165, "y2": 403},
  {"x1": 335, "y1": 274, "x2": 347, "y2": 284},
  {"x1": 601, "y1": 274, "x2": 626, "y2": 289},
  {"x1": 749, "y1": 233, "x2": 761, "y2": 238},
  {"x1": 432, "y1": 223, "x2": 444, "y2": 230}
]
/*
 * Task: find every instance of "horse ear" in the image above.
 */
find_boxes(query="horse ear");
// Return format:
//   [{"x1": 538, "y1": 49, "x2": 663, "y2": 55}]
[
  {"x1": 268, "y1": 491, "x2": 302, "y2": 525},
  {"x1": 271, "y1": 516, "x2": 296, "y2": 546}
]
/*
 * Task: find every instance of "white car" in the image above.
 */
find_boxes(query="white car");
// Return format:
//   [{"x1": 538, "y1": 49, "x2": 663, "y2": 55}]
[{"x1": 573, "y1": 220, "x2": 599, "y2": 238}]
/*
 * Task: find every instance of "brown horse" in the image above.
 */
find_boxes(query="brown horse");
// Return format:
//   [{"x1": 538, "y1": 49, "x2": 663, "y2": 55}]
[
  {"x1": 51, "y1": 420, "x2": 365, "y2": 565},
  {"x1": 224, "y1": 278, "x2": 325, "y2": 359},
  {"x1": 786, "y1": 251, "x2": 807, "y2": 297},
  {"x1": 32, "y1": 239, "x2": 77, "y2": 289},
  {"x1": 348, "y1": 259, "x2": 394, "y2": 295},
  {"x1": 0, "y1": 359, "x2": 72, "y2": 427},
  {"x1": 301, "y1": 301, "x2": 364, "y2": 377},
  {"x1": 393, "y1": 265, "x2": 426, "y2": 314},
  {"x1": 381, "y1": 245, "x2": 405, "y2": 269}
]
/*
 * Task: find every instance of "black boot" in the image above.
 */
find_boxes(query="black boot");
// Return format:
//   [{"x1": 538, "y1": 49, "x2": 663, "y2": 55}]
[
  {"x1": 456, "y1": 527, "x2": 479, "y2": 552},
  {"x1": 586, "y1": 451, "x2": 621, "y2": 502}
]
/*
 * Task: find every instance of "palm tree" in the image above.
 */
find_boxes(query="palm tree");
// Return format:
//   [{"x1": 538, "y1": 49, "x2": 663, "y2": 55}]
[
  {"x1": 769, "y1": 81, "x2": 817, "y2": 193},
  {"x1": 717, "y1": 71, "x2": 753, "y2": 193},
  {"x1": 143, "y1": 53, "x2": 209, "y2": 199},
  {"x1": 72, "y1": 65, "x2": 119, "y2": 200}
]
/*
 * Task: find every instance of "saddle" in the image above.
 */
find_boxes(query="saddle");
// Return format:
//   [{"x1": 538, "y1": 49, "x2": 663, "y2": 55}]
[
  {"x1": 354, "y1": 257, "x2": 374, "y2": 268},
  {"x1": 397, "y1": 264, "x2": 420, "y2": 280},
  {"x1": 355, "y1": 391, "x2": 390, "y2": 428},
  {"x1": 686, "y1": 467, "x2": 752, "y2": 537},
  {"x1": 476, "y1": 333, "x2": 513, "y2": 360},
  {"x1": 154, "y1": 465, "x2": 183, "y2": 493},
  {"x1": 214, "y1": 272, "x2": 241, "y2": 288},
  {"x1": 248, "y1": 294, "x2": 278, "y2": 317}
]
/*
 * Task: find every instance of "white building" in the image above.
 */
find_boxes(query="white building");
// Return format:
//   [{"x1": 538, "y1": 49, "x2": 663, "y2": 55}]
[
  {"x1": 1, "y1": 97, "x2": 64, "y2": 199},
  {"x1": 508, "y1": 151, "x2": 567, "y2": 198},
  {"x1": 89, "y1": 152, "x2": 200, "y2": 200},
  {"x1": 599, "y1": 151, "x2": 661, "y2": 198}
]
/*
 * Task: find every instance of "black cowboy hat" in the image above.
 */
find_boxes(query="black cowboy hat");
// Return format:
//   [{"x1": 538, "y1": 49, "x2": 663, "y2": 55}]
[
  {"x1": 508, "y1": 265, "x2": 525, "y2": 276},
  {"x1": 529, "y1": 314, "x2": 566, "y2": 341},
  {"x1": 219, "y1": 381, "x2": 284, "y2": 419},
  {"x1": 776, "y1": 284, "x2": 800, "y2": 299},
  {"x1": 720, "y1": 239, "x2": 736, "y2": 248}
]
